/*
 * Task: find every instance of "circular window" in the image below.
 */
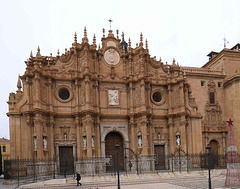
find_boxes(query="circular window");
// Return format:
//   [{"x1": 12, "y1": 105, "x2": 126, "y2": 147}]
[
  {"x1": 151, "y1": 90, "x2": 166, "y2": 105},
  {"x1": 152, "y1": 92, "x2": 162, "y2": 103},
  {"x1": 55, "y1": 85, "x2": 73, "y2": 103},
  {"x1": 58, "y1": 88, "x2": 70, "y2": 100}
]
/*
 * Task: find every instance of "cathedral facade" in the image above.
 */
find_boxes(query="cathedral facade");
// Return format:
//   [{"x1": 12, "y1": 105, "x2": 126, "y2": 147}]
[{"x1": 7, "y1": 27, "x2": 240, "y2": 173}]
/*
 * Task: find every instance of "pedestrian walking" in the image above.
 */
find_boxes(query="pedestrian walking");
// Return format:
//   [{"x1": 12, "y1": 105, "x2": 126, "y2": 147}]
[{"x1": 76, "y1": 171, "x2": 82, "y2": 186}]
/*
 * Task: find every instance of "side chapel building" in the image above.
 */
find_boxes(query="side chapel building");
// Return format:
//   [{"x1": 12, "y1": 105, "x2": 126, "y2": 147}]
[{"x1": 7, "y1": 27, "x2": 240, "y2": 172}]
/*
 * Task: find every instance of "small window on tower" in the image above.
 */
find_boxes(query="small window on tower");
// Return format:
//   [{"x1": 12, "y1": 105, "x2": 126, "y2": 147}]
[
  {"x1": 201, "y1": 81, "x2": 205, "y2": 86},
  {"x1": 210, "y1": 92, "x2": 215, "y2": 104},
  {"x1": 218, "y1": 82, "x2": 221, "y2": 87},
  {"x1": 3, "y1": 146, "x2": 6, "y2": 152}
]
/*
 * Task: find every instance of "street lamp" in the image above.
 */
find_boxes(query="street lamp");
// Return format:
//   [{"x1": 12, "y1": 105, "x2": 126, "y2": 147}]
[
  {"x1": 115, "y1": 144, "x2": 120, "y2": 189},
  {"x1": 206, "y1": 145, "x2": 212, "y2": 189}
]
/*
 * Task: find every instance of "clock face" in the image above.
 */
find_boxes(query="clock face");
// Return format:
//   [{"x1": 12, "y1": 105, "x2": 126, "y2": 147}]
[{"x1": 104, "y1": 48, "x2": 120, "y2": 66}]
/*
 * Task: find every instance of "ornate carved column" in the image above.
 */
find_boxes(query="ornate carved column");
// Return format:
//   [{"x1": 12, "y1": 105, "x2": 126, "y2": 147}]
[
  {"x1": 49, "y1": 115, "x2": 55, "y2": 159},
  {"x1": 167, "y1": 85, "x2": 172, "y2": 114},
  {"x1": 75, "y1": 79, "x2": 79, "y2": 112},
  {"x1": 180, "y1": 115, "x2": 187, "y2": 153},
  {"x1": 96, "y1": 116, "x2": 101, "y2": 157},
  {"x1": 47, "y1": 78, "x2": 53, "y2": 111},
  {"x1": 85, "y1": 114, "x2": 93, "y2": 158},
  {"x1": 168, "y1": 116, "x2": 174, "y2": 153},
  {"x1": 179, "y1": 82, "x2": 184, "y2": 107},
  {"x1": 34, "y1": 72, "x2": 41, "y2": 108},
  {"x1": 85, "y1": 76, "x2": 90, "y2": 105},
  {"x1": 129, "y1": 116, "x2": 135, "y2": 152},
  {"x1": 34, "y1": 113, "x2": 43, "y2": 158},
  {"x1": 26, "y1": 115, "x2": 33, "y2": 158},
  {"x1": 141, "y1": 115, "x2": 148, "y2": 155},
  {"x1": 140, "y1": 80, "x2": 146, "y2": 110},
  {"x1": 75, "y1": 116, "x2": 81, "y2": 160},
  {"x1": 129, "y1": 83, "x2": 134, "y2": 113}
]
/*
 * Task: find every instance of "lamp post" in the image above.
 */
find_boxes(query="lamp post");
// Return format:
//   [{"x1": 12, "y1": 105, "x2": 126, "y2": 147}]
[
  {"x1": 206, "y1": 145, "x2": 212, "y2": 189},
  {"x1": 115, "y1": 144, "x2": 120, "y2": 189}
]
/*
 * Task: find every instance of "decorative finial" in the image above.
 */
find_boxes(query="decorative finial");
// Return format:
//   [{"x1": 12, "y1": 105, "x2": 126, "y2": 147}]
[
  {"x1": 129, "y1": 38, "x2": 131, "y2": 48},
  {"x1": 30, "y1": 50, "x2": 33, "y2": 58},
  {"x1": 57, "y1": 49, "x2": 60, "y2": 56},
  {"x1": 145, "y1": 39, "x2": 148, "y2": 49},
  {"x1": 17, "y1": 75, "x2": 22, "y2": 92},
  {"x1": 140, "y1": 32, "x2": 143, "y2": 46},
  {"x1": 103, "y1": 28, "x2": 105, "y2": 38},
  {"x1": 84, "y1": 26, "x2": 87, "y2": 38},
  {"x1": 65, "y1": 48, "x2": 67, "y2": 53},
  {"x1": 116, "y1": 29, "x2": 119, "y2": 39},
  {"x1": 98, "y1": 43, "x2": 101, "y2": 50},
  {"x1": 173, "y1": 58, "x2": 176, "y2": 65},
  {"x1": 36, "y1": 46, "x2": 41, "y2": 57},
  {"x1": 93, "y1": 34, "x2": 96, "y2": 45},
  {"x1": 108, "y1": 18, "x2": 113, "y2": 30},
  {"x1": 74, "y1": 31, "x2": 77, "y2": 43}
]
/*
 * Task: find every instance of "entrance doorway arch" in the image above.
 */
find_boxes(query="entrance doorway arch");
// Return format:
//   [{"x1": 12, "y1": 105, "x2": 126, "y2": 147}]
[
  {"x1": 105, "y1": 132, "x2": 124, "y2": 171},
  {"x1": 209, "y1": 140, "x2": 219, "y2": 167}
]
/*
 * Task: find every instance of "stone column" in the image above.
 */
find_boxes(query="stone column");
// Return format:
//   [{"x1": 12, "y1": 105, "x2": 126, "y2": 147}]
[
  {"x1": 34, "y1": 113, "x2": 43, "y2": 158},
  {"x1": 85, "y1": 76, "x2": 90, "y2": 106},
  {"x1": 141, "y1": 115, "x2": 148, "y2": 155},
  {"x1": 96, "y1": 117, "x2": 101, "y2": 157},
  {"x1": 167, "y1": 85, "x2": 172, "y2": 114},
  {"x1": 47, "y1": 78, "x2": 53, "y2": 112},
  {"x1": 75, "y1": 116, "x2": 81, "y2": 160},
  {"x1": 75, "y1": 79, "x2": 79, "y2": 112},
  {"x1": 26, "y1": 115, "x2": 33, "y2": 159},
  {"x1": 140, "y1": 80, "x2": 146, "y2": 111},
  {"x1": 129, "y1": 116, "x2": 136, "y2": 152},
  {"x1": 34, "y1": 73, "x2": 41, "y2": 108},
  {"x1": 85, "y1": 114, "x2": 93, "y2": 158},
  {"x1": 168, "y1": 116, "x2": 174, "y2": 153},
  {"x1": 49, "y1": 116, "x2": 55, "y2": 159},
  {"x1": 180, "y1": 115, "x2": 187, "y2": 153},
  {"x1": 129, "y1": 83, "x2": 134, "y2": 113},
  {"x1": 15, "y1": 115, "x2": 21, "y2": 158}
]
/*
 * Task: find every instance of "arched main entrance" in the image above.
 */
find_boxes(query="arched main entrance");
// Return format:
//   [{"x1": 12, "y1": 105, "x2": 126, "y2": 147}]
[{"x1": 105, "y1": 132, "x2": 124, "y2": 172}]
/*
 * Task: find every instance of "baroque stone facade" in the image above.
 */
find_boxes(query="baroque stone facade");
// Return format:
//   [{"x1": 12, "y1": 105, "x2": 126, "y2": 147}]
[{"x1": 7, "y1": 27, "x2": 240, "y2": 172}]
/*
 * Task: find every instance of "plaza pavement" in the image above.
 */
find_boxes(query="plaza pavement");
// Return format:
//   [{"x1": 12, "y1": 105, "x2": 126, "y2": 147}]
[{"x1": 0, "y1": 169, "x2": 237, "y2": 189}]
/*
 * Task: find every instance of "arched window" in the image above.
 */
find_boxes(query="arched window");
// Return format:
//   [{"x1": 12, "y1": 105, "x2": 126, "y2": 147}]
[
  {"x1": 3, "y1": 145, "x2": 6, "y2": 152},
  {"x1": 209, "y1": 92, "x2": 215, "y2": 104}
]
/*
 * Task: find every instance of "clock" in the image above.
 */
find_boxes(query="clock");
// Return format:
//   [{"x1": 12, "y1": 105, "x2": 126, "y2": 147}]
[{"x1": 104, "y1": 48, "x2": 120, "y2": 66}]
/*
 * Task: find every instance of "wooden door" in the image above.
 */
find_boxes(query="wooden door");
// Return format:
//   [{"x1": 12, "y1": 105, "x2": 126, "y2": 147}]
[
  {"x1": 209, "y1": 140, "x2": 218, "y2": 167},
  {"x1": 59, "y1": 146, "x2": 74, "y2": 175},
  {"x1": 154, "y1": 145, "x2": 165, "y2": 170},
  {"x1": 105, "y1": 132, "x2": 124, "y2": 172}
]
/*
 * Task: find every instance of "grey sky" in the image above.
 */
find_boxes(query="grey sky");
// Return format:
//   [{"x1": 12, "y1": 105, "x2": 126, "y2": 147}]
[{"x1": 1, "y1": 0, "x2": 240, "y2": 139}]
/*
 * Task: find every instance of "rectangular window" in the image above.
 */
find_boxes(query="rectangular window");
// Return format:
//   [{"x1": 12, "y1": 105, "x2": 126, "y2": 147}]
[
  {"x1": 3, "y1": 146, "x2": 6, "y2": 152},
  {"x1": 218, "y1": 82, "x2": 221, "y2": 87},
  {"x1": 201, "y1": 81, "x2": 204, "y2": 86},
  {"x1": 210, "y1": 92, "x2": 215, "y2": 104}
]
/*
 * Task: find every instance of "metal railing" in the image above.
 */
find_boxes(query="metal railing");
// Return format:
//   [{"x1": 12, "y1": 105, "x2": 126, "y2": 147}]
[{"x1": 4, "y1": 153, "x2": 229, "y2": 185}]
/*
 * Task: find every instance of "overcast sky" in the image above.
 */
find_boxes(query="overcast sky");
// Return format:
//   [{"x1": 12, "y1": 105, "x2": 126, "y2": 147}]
[{"x1": 1, "y1": 0, "x2": 240, "y2": 139}]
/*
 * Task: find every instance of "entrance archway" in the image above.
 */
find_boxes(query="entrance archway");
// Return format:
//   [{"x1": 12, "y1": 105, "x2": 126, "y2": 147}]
[
  {"x1": 209, "y1": 140, "x2": 219, "y2": 167},
  {"x1": 105, "y1": 132, "x2": 124, "y2": 171}
]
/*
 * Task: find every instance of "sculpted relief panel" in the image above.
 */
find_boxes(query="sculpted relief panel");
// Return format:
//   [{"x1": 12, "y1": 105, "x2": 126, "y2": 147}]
[{"x1": 108, "y1": 90, "x2": 119, "y2": 105}]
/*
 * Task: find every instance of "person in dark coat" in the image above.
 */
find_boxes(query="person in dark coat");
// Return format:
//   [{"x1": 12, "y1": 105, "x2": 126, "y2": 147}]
[{"x1": 76, "y1": 172, "x2": 82, "y2": 186}]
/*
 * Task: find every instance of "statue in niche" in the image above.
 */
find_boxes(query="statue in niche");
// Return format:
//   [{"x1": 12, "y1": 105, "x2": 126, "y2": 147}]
[
  {"x1": 83, "y1": 136, "x2": 87, "y2": 148},
  {"x1": 176, "y1": 135, "x2": 181, "y2": 146},
  {"x1": 92, "y1": 136, "x2": 94, "y2": 148},
  {"x1": 43, "y1": 137, "x2": 47, "y2": 149},
  {"x1": 138, "y1": 136, "x2": 142, "y2": 147},
  {"x1": 34, "y1": 137, "x2": 37, "y2": 149},
  {"x1": 64, "y1": 133, "x2": 67, "y2": 140}
]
